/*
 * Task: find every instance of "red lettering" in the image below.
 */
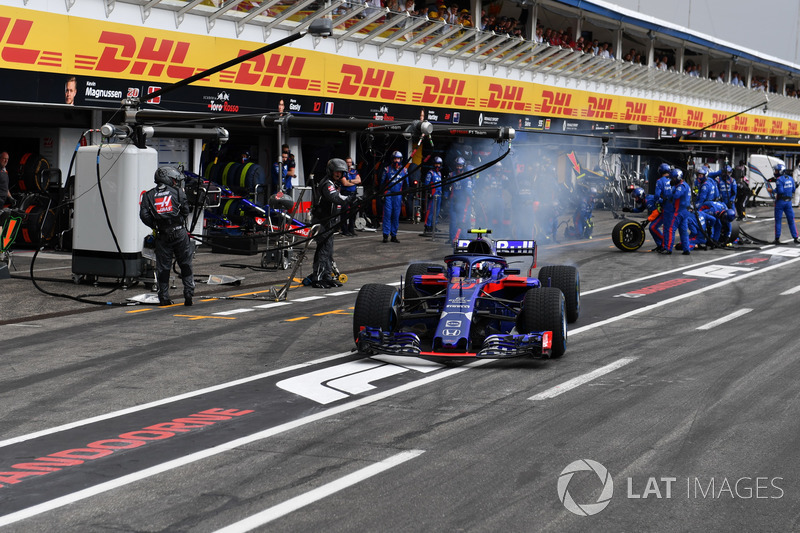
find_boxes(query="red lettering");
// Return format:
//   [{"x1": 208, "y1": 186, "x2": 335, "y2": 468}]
[
  {"x1": 200, "y1": 408, "x2": 255, "y2": 417},
  {"x1": 96, "y1": 31, "x2": 136, "y2": 73},
  {"x1": 50, "y1": 448, "x2": 114, "y2": 460},
  {"x1": 117, "y1": 431, "x2": 174, "y2": 440},
  {"x1": 1, "y1": 19, "x2": 39, "y2": 64},
  {"x1": 88, "y1": 439, "x2": 147, "y2": 450},
  {"x1": 143, "y1": 422, "x2": 194, "y2": 433},
  {"x1": 0, "y1": 471, "x2": 48, "y2": 486}
]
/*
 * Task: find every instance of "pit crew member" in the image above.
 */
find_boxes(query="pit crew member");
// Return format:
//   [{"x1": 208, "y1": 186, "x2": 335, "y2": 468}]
[
  {"x1": 382, "y1": 151, "x2": 407, "y2": 243},
  {"x1": 771, "y1": 163, "x2": 799, "y2": 244}
]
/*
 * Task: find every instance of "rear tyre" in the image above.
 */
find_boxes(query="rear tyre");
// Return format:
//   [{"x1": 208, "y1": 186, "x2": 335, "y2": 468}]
[
  {"x1": 612, "y1": 220, "x2": 645, "y2": 251},
  {"x1": 517, "y1": 287, "x2": 566, "y2": 358},
  {"x1": 404, "y1": 262, "x2": 441, "y2": 300},
  {"x1": 538, "y1": 265, "x2": 580, "y2": 323},
  {"x1": 353, "y1": 284, "x2": 400, "y2": 342}
]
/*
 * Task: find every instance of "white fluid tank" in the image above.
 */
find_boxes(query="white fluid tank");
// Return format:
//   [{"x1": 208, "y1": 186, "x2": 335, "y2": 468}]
[{"x1": 72, "y1": 144, "x2": 158, "y2": 278}]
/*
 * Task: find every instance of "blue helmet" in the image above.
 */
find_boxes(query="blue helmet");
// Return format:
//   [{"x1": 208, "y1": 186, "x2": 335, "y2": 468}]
[
  {"x1": 632, "y1": 187, "x2": 645, "y2": 200},
  {"x1": 696, "y1": 167, "x2": 708, "y2": 176},
  {"x1": 658, "y1": 163, "x2": 671, "y2": 174},
  {"x1": 669, "y1": 168, "x2": 683, "y2": 180},
  {"x1": 725, "y1": 208, "x2": 736, "y2": 222},
  {"x1": 774, "y1": 163, "x2": 786, "y2": 176},
  {"x1": 392, "y1": 151, "x2": 403, "y2": 159},
  {"x1": 434, "y1": 156, "x2": 443, "y2": 165},
  {"x1": 724, "y1": 165, "x2": 732, "y2": 174},
  {"x1": 455, "y1": 157, "x2": 466, "y2": 167}
]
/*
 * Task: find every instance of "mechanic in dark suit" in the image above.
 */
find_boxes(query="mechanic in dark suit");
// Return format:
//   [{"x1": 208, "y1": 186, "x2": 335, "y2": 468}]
[
  {"x1": 310, "y1": 158, "x2": 358, "y2": 288},
  {"x1": 139, "y1": 166, "x2": 195, "y2": 306}
]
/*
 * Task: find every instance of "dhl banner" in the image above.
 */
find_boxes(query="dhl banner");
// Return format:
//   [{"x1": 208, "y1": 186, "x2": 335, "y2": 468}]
[{"x1": 1, "y1": 5, "x2": 798, "y2": 140}]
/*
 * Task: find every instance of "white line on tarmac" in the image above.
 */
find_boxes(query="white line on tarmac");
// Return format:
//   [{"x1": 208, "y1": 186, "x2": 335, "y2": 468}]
[
  {"x1": 528, "y1": 358, "x2": 637, "y2": 400},
  {"x1": 696, "y1": 308, "x2": 753, "y2": 330},
  {"x1": 569, "y1": 255, "x2": 800, "y2": 336},
  {"x1": 0, "y1": 362, "x2": 489, "y2": 527},
  {"x1": 0, "y1": 351, "x2": 356, "y2": 449},
  {"x1": 580, "y1": 249, "x2": 756, "y2": 295},
  {"x1": 213, "y1": 309, "x2": 255, "y2": 316},
  {"x1": 780, "y1": 285, "x2": 800, "y2": 295},
  {"x1": 212, "y1": 450, "x2": 425, "y2": 532}
]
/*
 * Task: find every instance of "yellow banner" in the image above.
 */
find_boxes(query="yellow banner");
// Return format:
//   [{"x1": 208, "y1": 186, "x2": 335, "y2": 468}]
[{"x1": 1, "y1": 6, "x2": 797, "y2": 138}]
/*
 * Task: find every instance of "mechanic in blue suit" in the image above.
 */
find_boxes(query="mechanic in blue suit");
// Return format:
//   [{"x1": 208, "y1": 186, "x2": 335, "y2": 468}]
[
  {"x1": 424, "y1": 156, "x2": 443, "y2": 233},
  {"x1": 771, "y1": 163, "x2": 800, "y2": 244},
  {"x1": 652, "y1": 163, "x2": 673, "y2": 252},
  {"x1": 709, "y1": 165, "x2": 737, "y2": 209},
  {"x1": 662, "y1": 168, "x2": 692, "y2": 255},
  {"x1": 448, "y1": 157, "x2": 473, "y2": 243},
  {"x1": 381, "y1": 150, "x2": 407, "y2": 243},
  {"x1": 693, "y1": 167, "x2": 719, "y2": 208},
  {"x1": 697, "y1": 200, "x2": 729, "y2": 243},
  {"x1": 627, "y1": 187, "x2": 664, "y2": 248},
  {"x1": 687, "y1": 210, "x2": 717, "y2": 250}
]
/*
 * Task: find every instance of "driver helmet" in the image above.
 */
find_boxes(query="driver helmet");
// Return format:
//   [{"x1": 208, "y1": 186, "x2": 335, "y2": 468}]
[
  {"x1": 774, "y1": 163, "x2": 786, "y2": 177},
  {"x1": 154, "y1": 166, "x2": 182, "y2": 187}
]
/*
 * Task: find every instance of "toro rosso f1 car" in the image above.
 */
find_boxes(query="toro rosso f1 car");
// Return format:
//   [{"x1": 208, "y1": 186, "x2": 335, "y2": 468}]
[{"x1": 353, "y1": 230, "x2": 579, "y2": 359}]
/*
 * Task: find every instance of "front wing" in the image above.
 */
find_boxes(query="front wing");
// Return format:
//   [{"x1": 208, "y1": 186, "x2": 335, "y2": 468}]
[{"x1": 356, "y1": 328, "x2": 553, "y2": 359}]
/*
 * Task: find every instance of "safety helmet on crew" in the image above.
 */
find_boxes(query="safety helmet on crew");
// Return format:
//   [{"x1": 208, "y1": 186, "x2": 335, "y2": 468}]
[
  {"x1": 669, "y1": 168, "x2": 683, "y2": 180},
  {"x1": 724, "y1": 208, "x2": 736, "y2": 222},
  {"x1": 658, "y1": 163, "x2": 671, "y2": 174},
  {"x1": 392, "y1": 151, "x2": 403, "y2": 159},
  {"x1": 326, "y1": 158, "x2": 348, "y2": 176},
  {"x1": 724, "y1": 165, "x2": 732, "y2": 174},
  {"x1": 154, "y1": 166, "x2": 182, "y2": 187},
  {"x1": 696, "y1": 167, "x2": 708, "y2": 176},
  {"x1": 632, "y1": 187, "x2": 645, "y2": 200},
  {"x1": 774, "y1": 163, "x2": 786, "y2": 176},
  {"x1": 434, "y1": 156, "x2": 443, "y2": 165},
  {"x1": 455, "y1": 157, "x2": 466, "y2": 167}
]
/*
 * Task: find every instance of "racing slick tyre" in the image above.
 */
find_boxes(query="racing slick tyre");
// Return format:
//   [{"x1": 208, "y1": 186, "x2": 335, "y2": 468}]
[
  {"x1": 404, "y1": 262, "x2": 440, "y2": 300},
  {"x1": 612, "y1": 220, "x2": 646, "y2": 252},
  {"x1": 727, "y1": 221, "x2": 740, "y2": 244},
  {"x1": 517, "y1": 287, "x2": 566, "y2": 358},
  {"x1": 537, "y1": 265, "x2": 580, "y2": 324},
  {"x1": 353, "y1": 283, "x2": 400, "y2": 343}
]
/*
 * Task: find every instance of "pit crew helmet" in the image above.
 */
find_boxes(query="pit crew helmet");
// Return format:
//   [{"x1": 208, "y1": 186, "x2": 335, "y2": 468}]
[
  {"x1": 455, "y1": 157, "x2": 466, "y2": 167},
  {"x1": 632, "y1": 187, "x2": 645, "y2": 200},
  {"x1": 724, "y1": 208, "x2": 736, "y2": 222},
  {"x1": 434, "y1": 156, "x2": 443, "y2": 166},
  {"x1": 774, "y1": 163, "x2": 786, "y2": 176},
  {"x1": 658, "y1": 163, "x2": 671, "y2": 174},
  {"x1": 724, "y1": 164, "x2": 732, "y2": 174},
  {"x1": 696, "y1": 167, "x2": 708, "y2": 176},
  {"x1": 154, "y1": 166, "x2": 182, "y2": 187},
  {"x1": 392, "y1": 151, "x2": 403, "y2": 159},
  {"x1": 326, "y1": 158, "x2": 348, "y2": 176},
  {"x1": 669, "y1": 168, "x2": 683, "y2": 181}
]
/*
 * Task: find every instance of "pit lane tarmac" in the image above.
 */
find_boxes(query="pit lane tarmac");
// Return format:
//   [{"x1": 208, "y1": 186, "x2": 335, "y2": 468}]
[{"x1": 1, "y1": 241, "x2": 797, "y2": 526}]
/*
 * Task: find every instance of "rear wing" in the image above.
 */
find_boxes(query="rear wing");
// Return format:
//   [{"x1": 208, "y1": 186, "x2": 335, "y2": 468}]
[{"x1": 454, "y1": 238, "x2": 537, "y2": 270}]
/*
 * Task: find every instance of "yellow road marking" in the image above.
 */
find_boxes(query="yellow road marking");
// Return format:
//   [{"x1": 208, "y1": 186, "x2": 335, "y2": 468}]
[
  {"x1": 286, "y1": 316, "x2": 309, "y2": 321},
  {"x1": 313, "y1": 309, "x2": 351, "y2": 316},
  {"x1": 174, "y1": 314, "x2": 237, "y2": 321}
]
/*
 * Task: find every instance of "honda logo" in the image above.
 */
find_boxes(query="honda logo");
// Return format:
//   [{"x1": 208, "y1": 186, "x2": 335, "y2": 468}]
[{"x1": 442, "y1": 329, "x2": 461, "y2": 337}]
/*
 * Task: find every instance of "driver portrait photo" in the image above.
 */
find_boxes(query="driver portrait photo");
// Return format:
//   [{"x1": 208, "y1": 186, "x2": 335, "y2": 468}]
[{"x1": 64, "y1": 76, "x2": 77, "y2": 105}]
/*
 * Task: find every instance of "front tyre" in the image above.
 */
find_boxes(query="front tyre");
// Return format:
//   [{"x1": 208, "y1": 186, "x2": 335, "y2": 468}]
[
  {"x1": 517, "y1": 287, "x2": 566, "y2": 358},
  {"x1": 353, "y1": 284, "x2": 400, "y2": 342},
  {"x1": 612, "y1": 220, "x2": 646, "y2": 251},
  {"x1": 538, "y1": 265, "x2": 580, "y2": 323},
  {"x1": 404, "y1": 262, "x2": 441, "y2": 300}
]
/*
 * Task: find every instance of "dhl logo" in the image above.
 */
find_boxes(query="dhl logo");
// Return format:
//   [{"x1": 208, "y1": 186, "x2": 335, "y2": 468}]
[
  {"x1": 225, "y1": 52, "x2": 320, "y2": 92},
  {"x1": 623, "y1": 101, "x2": 648, "y2": 122},
  {"x1": 770, "y1": 120, "x2": 784, "y2": 135},
  {"x1": 586, "y1": 97, "x2": 613, "y2": 119},
  {"x1": 79, "y1": 31, "x2": 197, "y2": 80},
  {"x1": 686, "y1": 109, "x2": 705, "y2": 128},
  {"x1": 657, "y1": 104, "x2": 679, "y2": 125},
  {"x1": 734, "y1": 115, "x2": 749, "y2": 131},
  {"x1": 539, "y1": 90, "x2": 573, "y2": 116},
  {"x1": 482, "y1": 83, "x2": 530, "y2": 112},
  {"x1": 0, "y1": 17, "x2": 61, "y2": 68},
  {"x1": 328, "y1": 65, "x2": 404, "y2": 101},
  {"x1": 413, "y1": 76, "x2": 473, "y2": 107},
  {"x1": 753, "y1": 118, "x2": 767, "y2": 134},
  {"x1": 711, "y1": 113, "x2": 730, "y2": 131}
]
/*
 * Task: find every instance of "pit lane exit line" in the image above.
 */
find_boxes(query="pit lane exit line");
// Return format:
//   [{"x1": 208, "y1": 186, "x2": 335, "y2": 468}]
[
  {"x1": 212, "y1": 450, "x2": 425, "y2": 533},
  {"x1": 0, "y1": 362, "x2": 488, "y2": 528}
]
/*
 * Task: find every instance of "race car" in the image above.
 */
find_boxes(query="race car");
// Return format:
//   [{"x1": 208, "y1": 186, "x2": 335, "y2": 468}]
[{"x1": 353, "y1": 229, "x2": 579, "y2": 359}]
